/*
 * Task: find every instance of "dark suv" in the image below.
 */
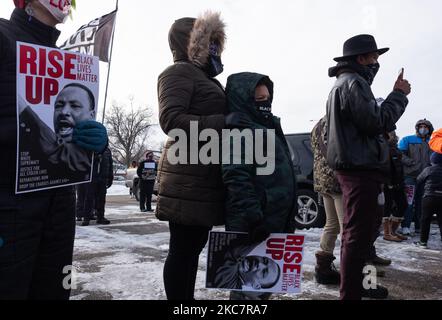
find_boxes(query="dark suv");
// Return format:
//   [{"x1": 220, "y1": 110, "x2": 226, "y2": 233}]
[{"x1": 285, "y1": 133, "x2": 325, "y2": 229}]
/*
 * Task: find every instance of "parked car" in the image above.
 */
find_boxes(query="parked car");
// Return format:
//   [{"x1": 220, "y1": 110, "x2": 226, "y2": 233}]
[{"x1": 285, "y1": 133, "x2": 326, "y2": 230}]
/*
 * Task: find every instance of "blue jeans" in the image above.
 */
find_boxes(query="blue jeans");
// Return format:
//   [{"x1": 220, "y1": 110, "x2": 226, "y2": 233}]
[{"x1": 402, "y1": 177, "x2": 422, "y2": 229}]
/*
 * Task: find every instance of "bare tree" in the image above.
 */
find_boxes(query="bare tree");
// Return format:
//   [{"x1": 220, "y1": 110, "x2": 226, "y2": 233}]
[{"x1": 105, "y1": 97, "x2": 154, "y2": 168}]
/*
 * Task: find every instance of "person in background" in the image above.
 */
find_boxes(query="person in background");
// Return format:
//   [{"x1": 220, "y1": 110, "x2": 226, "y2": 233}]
[
  {"x1": 92, "y1": 147, "x2": 113, "y2": 224},
  {"x1": 415, "y1": 152, "x2": 442, "y2": 248},
  {"x1": 429, "y1": 129, "x2": 442, "y2": 154},
  {"x1": 137, "y1": 151, "x2": 157, "y2": 213},
  {"x1": 398, "y1": 119, "x2": 434, "y2": 235},
  {"x1": 129, "y1": 160, "x2": 138, "y2": 198},
  {"x1": 0, "y1": 0, "x2": 107, "y2": 300},
  {"x1": 78, "y1": 147, "x2": 113, "y2": 226},
  {"x1": 311, "y1": 116, "x2": 343, "y2": 285},
  {"x1": 383, "y1": 131, "x2": 408, "y2": 242}
]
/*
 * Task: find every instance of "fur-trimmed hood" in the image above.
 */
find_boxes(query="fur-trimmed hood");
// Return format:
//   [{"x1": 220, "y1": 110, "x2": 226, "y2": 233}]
[{"x1": 168, "y1": 12, "x2": 226, "y2": 66}]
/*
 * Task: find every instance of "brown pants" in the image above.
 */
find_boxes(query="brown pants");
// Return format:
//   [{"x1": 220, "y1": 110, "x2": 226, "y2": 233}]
[{"x1": 336, "y1": 172, "x2": 384, "y2": 300}]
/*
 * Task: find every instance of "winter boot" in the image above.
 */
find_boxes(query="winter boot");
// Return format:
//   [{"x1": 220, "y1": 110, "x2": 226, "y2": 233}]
[
  {"x1": 391, "y1": 220, "x2": 408, "y2": 240},
  {"x1": 315, "y1": 251, "x2": 340, "y2": 285},
  {"x1": 96, "y1": 217, "x2": 111, "y2": 225},
  {"x1": 383, "y1": 219, "x2": 403, "y2": 242},
  {"x1": 81, "y1": 219, "x2": 90, "y2": 227},
  {"x1": 368, "y1": 254, "x2": 392, "y2": 266},
  {"x1": 362, "y1": 284, "x2": 389, "y2": 299}
]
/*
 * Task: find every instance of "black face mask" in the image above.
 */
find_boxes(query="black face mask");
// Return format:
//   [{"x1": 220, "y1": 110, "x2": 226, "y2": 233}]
[
  {"x1": 204, "y1": 54, "x2": 224, "y2": 78},
  {"x1": 255, "y1": 100, "x2": 272, "y2": 116},
  {"x1": 363, "y1": 62, "x2": 380, "y2": 85}
]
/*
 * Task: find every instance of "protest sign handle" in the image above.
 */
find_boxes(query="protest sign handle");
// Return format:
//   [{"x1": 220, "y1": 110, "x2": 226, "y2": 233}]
[{"x1": 102, "y1": 0, "x2": 118, "y2": 124}]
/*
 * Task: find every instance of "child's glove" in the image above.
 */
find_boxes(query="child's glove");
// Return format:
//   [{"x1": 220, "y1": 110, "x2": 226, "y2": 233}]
[{"x1": 73, "y1": 121, "x2": 108, "y2": 153}]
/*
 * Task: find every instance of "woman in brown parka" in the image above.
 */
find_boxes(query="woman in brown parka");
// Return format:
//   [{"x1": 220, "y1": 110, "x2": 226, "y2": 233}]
[{"x1": 156, "y1": 12, "x2": 228, "y2": 300}]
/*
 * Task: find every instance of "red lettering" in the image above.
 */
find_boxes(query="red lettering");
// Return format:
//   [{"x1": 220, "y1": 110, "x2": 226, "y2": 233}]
[
  {"x1": 266, "y1": 249, "x2": 283, "y2": 261},
  {"x1": 286, "y1": 235, "x2": 305, "y2": 247},
  {"x1": 266, "y1": 238, "x2": 285, "y2": 250},
  {"x1": 64, "y1": 53, "x2": 76, "y2": 80},
  {"x1": 283, "y1": 264, "x2": 302, "y2": 274},
  {"x1": 25, "y1": 76, "x2": 42, "y2": 104},
  {"x1": 38, "y1": 48, "x2": 47, "y2": 77},
  {"x1": 44, "y1": 78, "x2": 59, "y2": 104},
  {"x1": 48, "y1": 51, "x2": 63, "y2": 78},
  {"x1": 20, "y1": 45, "x2": 37, "y2": 75},
  {"x1": 284, "y1": 252, "x2": 302, "y2": 264}
]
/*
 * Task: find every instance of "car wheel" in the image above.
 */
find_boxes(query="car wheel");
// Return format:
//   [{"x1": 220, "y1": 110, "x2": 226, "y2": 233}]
[{"x1": 294, "y1": 189, "x2": 325, "y2": 229}]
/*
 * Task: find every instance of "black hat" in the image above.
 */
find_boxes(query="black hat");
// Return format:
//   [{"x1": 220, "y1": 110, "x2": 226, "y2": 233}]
[{"x1": 334, "y1": 34, "x2": 389, "y2": 62}]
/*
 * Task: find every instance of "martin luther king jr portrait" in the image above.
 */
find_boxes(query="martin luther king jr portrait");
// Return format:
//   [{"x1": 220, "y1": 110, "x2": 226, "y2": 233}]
[{"x1": 18, "y1": 83, "x2": 97, "y2": 185}]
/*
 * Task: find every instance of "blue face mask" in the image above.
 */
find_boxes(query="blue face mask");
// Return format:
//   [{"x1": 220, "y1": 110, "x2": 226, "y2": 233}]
[
  {"x1": 419, "y1": 128, "x2": 429, "y2": 136},
  {"x1": 204, "y1": 43, "x2": 224, "y2": 77}
]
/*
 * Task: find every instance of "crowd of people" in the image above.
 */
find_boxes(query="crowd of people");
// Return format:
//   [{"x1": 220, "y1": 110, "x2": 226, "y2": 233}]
[{"x1": 0, "y1": 2, "x2": 441, "y2": 302}]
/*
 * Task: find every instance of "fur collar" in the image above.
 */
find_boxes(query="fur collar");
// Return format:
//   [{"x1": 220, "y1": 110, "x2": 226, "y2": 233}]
[{"x1": 188, "y1": 11, "x2": 226, "y2": 67}]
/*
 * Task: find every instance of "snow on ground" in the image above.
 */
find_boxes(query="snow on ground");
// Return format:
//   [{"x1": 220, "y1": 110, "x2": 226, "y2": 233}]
[
  {"x1": 71, "y1": 195, "x2": 442, "y2": 300},
  {"x1": 107, "y1": 181, "x2": 130, "y2": 196}
]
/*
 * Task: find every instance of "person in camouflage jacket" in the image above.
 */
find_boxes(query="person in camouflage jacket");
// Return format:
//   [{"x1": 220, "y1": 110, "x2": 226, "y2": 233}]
[
  {"x1": 311, "y1": 117, "x2": 343, "y2": 285},
  {"x1": 222, "y1": 72, "x2": 297, "y2": 300}
]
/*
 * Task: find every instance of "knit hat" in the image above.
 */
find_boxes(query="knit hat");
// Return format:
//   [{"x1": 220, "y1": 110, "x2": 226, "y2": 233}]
[{"x1": 430, "y1": 152, "x2": 442, "y2": 165}]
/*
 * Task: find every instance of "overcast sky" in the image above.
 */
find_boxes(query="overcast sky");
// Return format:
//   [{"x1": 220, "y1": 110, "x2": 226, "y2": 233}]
[{"x1": 1, "y1": 0, "x2": 441, "y2": 139}]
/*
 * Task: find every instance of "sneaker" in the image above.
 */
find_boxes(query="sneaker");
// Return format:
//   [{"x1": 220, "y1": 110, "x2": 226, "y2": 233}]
[
  {"x1": 362, "y1": 285, "x2": 389, "y2": 299},
  {"x1": 414, "y1": 241, "x2": 428, "y2": 249},
  {"x1": 81, "y1": 220, "x2": 90, "y2": 227},
  {"x1": 96, "y1": 218, "x2": 111, "y2": 225},
  {"x1": 400, "y1": 227, "x2": 411, "y2": 236}
]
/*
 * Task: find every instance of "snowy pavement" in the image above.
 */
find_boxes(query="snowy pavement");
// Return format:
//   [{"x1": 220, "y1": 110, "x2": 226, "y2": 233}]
[{"x1": 70, "y1": 187, "x2": 442, "y2": 300}]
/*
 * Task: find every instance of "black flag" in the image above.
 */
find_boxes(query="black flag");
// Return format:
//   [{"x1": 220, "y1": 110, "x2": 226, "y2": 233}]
[{"x1": 60, "y1": 10, "x2": 117, "y2": 62}]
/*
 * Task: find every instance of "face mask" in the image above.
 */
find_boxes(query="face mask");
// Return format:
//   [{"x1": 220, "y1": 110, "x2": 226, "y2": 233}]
[
  {"x1": 419, "y1": 128, "x2": 429, "y2": 136},
  {"x1": 363, "y1": 62, "x2": 380, "y2": 85},
  {"x1": 255, "y1": 100, "x2": 272, "y2": 116},
  {"x1": 38, "y1": 0, "x2": 72, "y2": 23},
  {"x1": 203, "y1": 43, "x2": 224, "y2": 77}
]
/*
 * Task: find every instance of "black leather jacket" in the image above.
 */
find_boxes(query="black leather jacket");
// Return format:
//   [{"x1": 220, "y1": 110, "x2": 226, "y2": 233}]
[
  {"x1": 417, "y1": 165, "x2": 442, "y2": 198},
  {"x1": 326, "y1": 71, "x2": 408, "y2": 174}
]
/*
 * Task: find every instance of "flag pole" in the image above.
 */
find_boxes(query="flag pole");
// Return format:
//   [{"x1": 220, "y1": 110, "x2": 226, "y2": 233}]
[{"x1": 101, "y1": 0, "x2": 119, "y2": 124}]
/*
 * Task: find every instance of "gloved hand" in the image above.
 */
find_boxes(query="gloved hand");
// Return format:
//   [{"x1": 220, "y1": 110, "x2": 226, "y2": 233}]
[
  {"x1": 248, "y1": 219, "x2": 271, "y2": 245},
  {"x1": 225, "y1": 112, "x2": 251, "y2": 129},
  {"x1": 72, "y1": 121, "x2": 108, "y2": 153}
]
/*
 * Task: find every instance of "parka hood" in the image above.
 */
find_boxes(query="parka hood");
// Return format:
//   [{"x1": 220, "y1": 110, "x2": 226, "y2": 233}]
[
  {"x1": 226, "y1": 72, "x2": 274, "y2": 122},
  {"x1": 168, "y1": 17, "x2": 196, "y2": 63},
  {"x1": 168, "y1": 12, "x2": 226, "y2": 66}
]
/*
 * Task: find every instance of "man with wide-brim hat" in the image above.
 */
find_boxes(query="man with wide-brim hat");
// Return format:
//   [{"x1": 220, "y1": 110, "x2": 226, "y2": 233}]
[
  {"x1": 333, "y1": 34, "x2": 389, "y2": 62},
  {"x1": 326, "y1": 34, "x2": 411, "y2": 300}
]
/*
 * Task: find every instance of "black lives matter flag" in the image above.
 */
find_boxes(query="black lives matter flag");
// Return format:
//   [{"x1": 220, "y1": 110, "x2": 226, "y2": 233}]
[{"x1": 60, "y1": 10, "x2": 116, "y2": 62}]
